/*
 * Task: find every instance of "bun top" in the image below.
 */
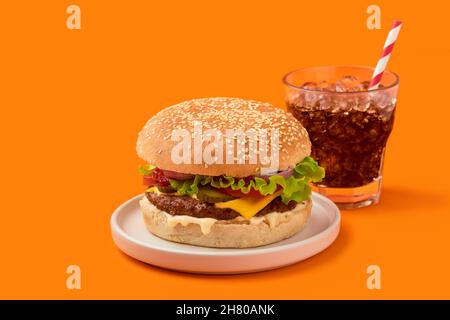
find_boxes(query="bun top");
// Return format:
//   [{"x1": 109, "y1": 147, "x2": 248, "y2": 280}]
[{"x1": 136, "y1": 97, "x2": 311, "y2": 177}]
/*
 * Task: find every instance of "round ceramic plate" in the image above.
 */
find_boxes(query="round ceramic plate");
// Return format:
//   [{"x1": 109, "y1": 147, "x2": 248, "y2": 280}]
[{"x1": 110, "y1": 192, "x2": 340, "y2": 274}]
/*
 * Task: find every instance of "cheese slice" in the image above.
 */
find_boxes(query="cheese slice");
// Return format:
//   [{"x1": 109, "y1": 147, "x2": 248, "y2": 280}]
[
  {"x1": 146, "y1": 186, "x2": 160, "y2": 194},
  {"x1": 215, "y1": 191, "x2": 282, "y2": 219},
  {"x1": 146, "y1": 186, "x2": 176, "y2": 196}
]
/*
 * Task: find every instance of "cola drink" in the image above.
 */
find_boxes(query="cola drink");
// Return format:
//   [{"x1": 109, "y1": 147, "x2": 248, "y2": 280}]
[{"x1": 284, "y1": 66, "x2": 399, "y2": 209}]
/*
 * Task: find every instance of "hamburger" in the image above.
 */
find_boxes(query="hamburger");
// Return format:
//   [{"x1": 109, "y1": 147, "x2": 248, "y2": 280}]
[{"x1": 136, "y1": 97, "x2": 324, "y2": 248}]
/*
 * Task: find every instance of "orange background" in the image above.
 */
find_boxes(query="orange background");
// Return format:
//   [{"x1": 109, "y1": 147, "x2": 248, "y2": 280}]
[{"x1": 1, "y1": 0, "x2": 449, "y2": 299}]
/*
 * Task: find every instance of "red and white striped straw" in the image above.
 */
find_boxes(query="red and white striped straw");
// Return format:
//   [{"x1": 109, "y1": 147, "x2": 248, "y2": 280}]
[{"x1": 368, "y1": 19, "x2": 402, "y2": 90}]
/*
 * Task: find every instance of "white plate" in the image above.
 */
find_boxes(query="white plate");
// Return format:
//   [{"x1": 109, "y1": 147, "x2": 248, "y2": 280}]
[{"x1": 110, "y1": 192, "x2": 340, "y2": 274}]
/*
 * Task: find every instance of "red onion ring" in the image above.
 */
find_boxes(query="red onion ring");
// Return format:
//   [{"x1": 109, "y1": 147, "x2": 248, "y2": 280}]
[{"x1": 258, "y1": 168, "x2": 293, "y2": 182}]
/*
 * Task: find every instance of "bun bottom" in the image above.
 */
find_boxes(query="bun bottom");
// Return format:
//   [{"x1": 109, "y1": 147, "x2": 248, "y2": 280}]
[{"x1": 140, "y1": 197, "x2": 312, "y2": 248}]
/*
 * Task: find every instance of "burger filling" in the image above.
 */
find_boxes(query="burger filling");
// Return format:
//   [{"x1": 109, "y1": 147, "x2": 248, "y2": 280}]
[
  {"x1": 139, "y1": 157, "x2": 324, "y2": 220},
  {"x1": 145, "y1": 191, "x2": 297, "y2": 220}
]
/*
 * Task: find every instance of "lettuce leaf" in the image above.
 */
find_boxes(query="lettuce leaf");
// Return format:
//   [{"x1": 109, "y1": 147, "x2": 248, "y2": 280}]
[
  {"x1": 169, "y1": 175, "x2": 202, "y2": 196},
  {"x1": 138, "y1": 164, "x2": 156, "y2": 175},
  {"x1": 293, "y1": 156, "x2": 325, "y2": 182},
  {"x1": 166, "y1": 157, "x2": 325, "y2": 204}
]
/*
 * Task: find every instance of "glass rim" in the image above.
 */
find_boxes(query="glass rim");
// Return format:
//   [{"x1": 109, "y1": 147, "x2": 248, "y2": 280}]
[{"x1": 282, "y1": 65, "x2": 400, "y2": 94}]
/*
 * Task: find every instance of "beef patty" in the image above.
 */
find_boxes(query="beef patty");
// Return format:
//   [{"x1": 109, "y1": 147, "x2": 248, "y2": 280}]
[{"x1": 145, "y1": 192, "x2": 297, "y2": 220}]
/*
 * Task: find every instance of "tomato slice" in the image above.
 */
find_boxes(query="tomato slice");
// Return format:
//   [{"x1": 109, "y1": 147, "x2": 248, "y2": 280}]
[
  {"x1": 142, "y1": 168, "x2": 170, "y2": 186},
  {"x1": 152, "y1": 168, "x2": 170, "y2": 186},
  {"x1": 143, "y1": 175, "x2": 157, "y2": 186},
  {"x1": 161, "y1": 169, "x2": 194, "y2": 181}
]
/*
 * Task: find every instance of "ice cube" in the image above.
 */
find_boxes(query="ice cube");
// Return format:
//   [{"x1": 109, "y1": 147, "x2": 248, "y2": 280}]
[
  {"x1": 335, "y1": 75, "x2": 365, "y2": 92},
  {"x1": 317, "y1": 80, "x2": 332, "y2": 91},
  {"x1": 301, "y1": 81, "x2": 318, "y2": 90}
]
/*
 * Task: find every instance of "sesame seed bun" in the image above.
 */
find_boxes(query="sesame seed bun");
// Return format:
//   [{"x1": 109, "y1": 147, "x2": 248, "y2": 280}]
[
  {"x1": 140, "y1": 196, "x2": 312, "y2": 248},
  {"x1": 136, "y1": 97, "x2": 311, "y2": 177}
]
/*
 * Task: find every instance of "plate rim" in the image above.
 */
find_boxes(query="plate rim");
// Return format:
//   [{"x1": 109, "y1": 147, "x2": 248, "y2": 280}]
[{"x1": 110, "y1": 192, "x2": 340, "y2": 257}]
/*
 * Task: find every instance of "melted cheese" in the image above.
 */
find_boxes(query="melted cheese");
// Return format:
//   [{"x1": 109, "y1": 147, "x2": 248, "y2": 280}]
[
  {"x1": 165, "y1": 214, "x2": 216, "y2": 235},
  {"x1": 265, "y1": 211, "x2": 290, "y2": 228},
  {"x1": 162, "y1": 209, "x2": 298, "y2": 233},
  {"x1": 214, "y1": 191, "x2": 282, "y2": 219}
]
